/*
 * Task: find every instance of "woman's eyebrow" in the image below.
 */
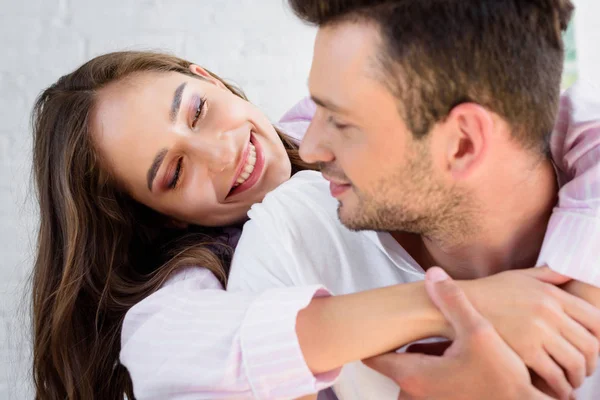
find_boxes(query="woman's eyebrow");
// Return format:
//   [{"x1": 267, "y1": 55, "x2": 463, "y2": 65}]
[{"x1": 170, "y1": 82, "x2": 187, "y2": 123}]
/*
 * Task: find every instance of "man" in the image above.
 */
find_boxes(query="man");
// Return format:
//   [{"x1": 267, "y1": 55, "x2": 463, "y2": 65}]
[{"x1": 229, "y1": 0, "x2": 600, "y2": 398}]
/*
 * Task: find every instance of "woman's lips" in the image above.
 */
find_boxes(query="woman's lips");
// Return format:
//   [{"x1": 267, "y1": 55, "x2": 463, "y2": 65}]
[
  {"x1": 226, "y1": 133, "x2": 265, "y2": 199},
  {"x1": 230, "y1": 137, "x2": 252, "y2": 188}
]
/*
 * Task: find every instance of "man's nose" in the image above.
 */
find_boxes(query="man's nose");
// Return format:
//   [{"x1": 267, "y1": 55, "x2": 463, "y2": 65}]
[{"x1": 300, "y1": 117, "x2": 334, "y2": 164}]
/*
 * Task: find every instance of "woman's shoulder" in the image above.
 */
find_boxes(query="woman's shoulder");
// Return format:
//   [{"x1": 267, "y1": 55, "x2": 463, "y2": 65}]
[
  {"x1": 160, "y1": 266, "x2": 224, "y2": 290},
  {"x1": 256, "y1": 170, "x2": 332, "y2": 210},
  {"x1": 245, "y1": 170, "x2": 338, "y2": 237}
]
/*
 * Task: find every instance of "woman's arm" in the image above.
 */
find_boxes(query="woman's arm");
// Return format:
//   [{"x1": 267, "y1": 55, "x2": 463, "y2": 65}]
[
  {"x1": 297, "y1": 280, "x2": 445, "y2": 374},
  {"x1": 537, "y1": 81, "x2": 600, "y2": 286},
  {"x1": 122, "y1": 258, "x2": 597, "y2": 400},
  {"x1": 229, "y1": 192, "x2": 600, "y2": 395},
  {"x1": 296, "y1": 267, "x2": 600, "y2": 387},
  {"x1": 121, "y1": 267, "x2": 340, "y2": 400},
  {"x1": 563, "y1": 280, "x2": 600, "y2": 309}
]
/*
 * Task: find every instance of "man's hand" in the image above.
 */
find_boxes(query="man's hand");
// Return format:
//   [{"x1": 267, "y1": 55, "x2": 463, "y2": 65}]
[
  {"x1": 461, "y1": 266, "x2": 600, "y2": 397},
  {"x1": 363, "y1": 267, "x2": 554, "y2": 400}
]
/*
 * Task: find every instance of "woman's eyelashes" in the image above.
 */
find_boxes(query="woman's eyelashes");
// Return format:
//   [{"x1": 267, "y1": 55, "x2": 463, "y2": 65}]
[
  {"x1": 191, "y1": 96, "x2": 207, "y2": 129},
  {"x1": 168, "y1": 158, "x2": 183, "y2": 189}
]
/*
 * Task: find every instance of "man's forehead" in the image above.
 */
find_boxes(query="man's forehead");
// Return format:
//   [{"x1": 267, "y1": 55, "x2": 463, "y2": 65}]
[
  {"x1": 309, "y1": 22, "x2": 388, "y2": 114},
  {"x1": 312, "y1": 22, "x2": 380, "y2": 76}
]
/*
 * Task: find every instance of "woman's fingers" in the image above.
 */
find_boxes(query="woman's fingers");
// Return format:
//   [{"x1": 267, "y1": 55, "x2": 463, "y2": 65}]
[
  {"x1": 528, "y1": 350, "x2": 573, "y2": 400},
  {"x1": 558, "y1": 310, "x2": 600, "y2": 377},
  {"x1": 544, "y1": 336, "x2": 586, "y2": 389}
]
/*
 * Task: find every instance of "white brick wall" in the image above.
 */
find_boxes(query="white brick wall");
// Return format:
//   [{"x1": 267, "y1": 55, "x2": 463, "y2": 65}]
[
  {"x1": 574, "y1": 1, "x2": 600, "y2": 86},
  {"x1": 0, "y1": 1, "x2": 316, "y2": 398},
  {"x1": 1, "y1": 0, "x2": 597, "y2": 398}
]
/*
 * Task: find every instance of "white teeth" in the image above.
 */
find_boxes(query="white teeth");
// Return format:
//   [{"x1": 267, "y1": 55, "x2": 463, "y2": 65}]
[{"x1": 232, "y1": 141, "x2": 258, "y2": 188}]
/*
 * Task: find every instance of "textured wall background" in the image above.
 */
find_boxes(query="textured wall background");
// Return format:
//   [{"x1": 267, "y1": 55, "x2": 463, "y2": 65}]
[{"x1": 0, "y1": 0, "x2": 598, "y2": 398}]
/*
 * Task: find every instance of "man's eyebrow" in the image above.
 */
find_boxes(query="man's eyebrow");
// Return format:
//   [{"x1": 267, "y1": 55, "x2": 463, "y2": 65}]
[
  {"x1": 147, "y1": 148, "x2": 169, "y2": 192},
  {"x1": 311, "y1": 95, "x2": 344, "y2": 113},
  {"x1": 170, "y1": 82, "x2": 187, "y2": 123}
]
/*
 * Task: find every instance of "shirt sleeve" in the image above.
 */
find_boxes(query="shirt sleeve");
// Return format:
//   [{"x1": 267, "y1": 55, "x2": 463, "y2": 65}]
[
  {"x1": 227, "y1": 172, "x2": 339, "y2": 295},
  {"x1": 120, "y1": 266, "x2": 339, "y2": 399},
  {"x1": 275, "y1": 97, "x2": 316, "y2": 143},
  {"x1": 537, "y1": 81, "x2": 600, "y2": 286}
]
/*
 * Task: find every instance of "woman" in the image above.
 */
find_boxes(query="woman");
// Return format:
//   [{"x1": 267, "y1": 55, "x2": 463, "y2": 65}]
[{"x1": 31, "y1": 51, "x2": 600, "y2": 399}]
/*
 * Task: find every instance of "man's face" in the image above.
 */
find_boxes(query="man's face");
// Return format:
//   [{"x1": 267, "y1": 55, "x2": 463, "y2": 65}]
[{"x1": 302, "y1": 22, "x2": 464, "y2": 235}]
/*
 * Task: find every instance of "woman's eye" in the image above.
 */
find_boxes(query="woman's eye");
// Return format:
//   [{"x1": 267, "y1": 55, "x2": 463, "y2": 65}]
[
  {"x1": 168, "y1": 158, "x2": 183, "y2": 189},
  {"x1": 192, "y1": 97, "x2": 206, "y2": 128}
]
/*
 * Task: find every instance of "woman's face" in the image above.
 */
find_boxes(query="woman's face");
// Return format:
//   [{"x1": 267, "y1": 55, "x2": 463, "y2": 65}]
[{"x1": 92, "y1": 66, "x2": 291, "y2": 226}]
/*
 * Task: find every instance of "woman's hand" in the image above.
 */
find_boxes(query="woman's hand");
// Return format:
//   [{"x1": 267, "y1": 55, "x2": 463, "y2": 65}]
[{"x1": 461, "y1": 266, "x2": 600, "y2": 399}]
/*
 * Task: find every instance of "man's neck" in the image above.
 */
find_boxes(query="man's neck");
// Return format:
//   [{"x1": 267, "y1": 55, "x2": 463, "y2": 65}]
[{"x1": 393, "y1": 158, "x2": 559, "y2": 280}]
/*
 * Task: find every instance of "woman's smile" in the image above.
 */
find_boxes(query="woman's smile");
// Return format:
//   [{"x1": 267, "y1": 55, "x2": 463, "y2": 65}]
[
  {"x1": 226, "y1": 133, "x2": 266, "y2": 199},
  {"x1": 93, "y1": 67, "x2": 292, "y2": 227}
]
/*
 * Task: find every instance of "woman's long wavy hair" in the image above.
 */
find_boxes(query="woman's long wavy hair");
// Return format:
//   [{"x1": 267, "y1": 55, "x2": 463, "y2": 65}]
[{"x1": 31, "y1": 51, "x2": 314, "y2": 399}]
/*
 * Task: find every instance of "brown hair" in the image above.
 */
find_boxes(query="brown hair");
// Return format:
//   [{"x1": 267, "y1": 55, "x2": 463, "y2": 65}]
[
  {"x1": 290, "y1": 0, "x2": 574, "y2": 152},
  {"x1": 31, "y1": 51, "x2": 313, "y2": 399}
]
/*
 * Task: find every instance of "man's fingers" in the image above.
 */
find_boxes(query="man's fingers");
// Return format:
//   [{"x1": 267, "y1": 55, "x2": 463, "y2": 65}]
[
  {"x1": 520, "y1": 266, "x2": 572, "y2": 285},
  {"x1": 363, "y1": 351, "x2": 448, "y2": 394},
  {"x1": 425, "y1": 267, "x2": 490, "y2": 337}
]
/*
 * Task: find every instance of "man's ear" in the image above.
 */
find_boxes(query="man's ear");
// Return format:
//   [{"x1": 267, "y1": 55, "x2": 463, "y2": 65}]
[
  {"x1": 442, "y1": 103, "x2": 493, "y2": 179},
  {"x1": 189, "y1": 64, "x2": 228, "y2": 90}
]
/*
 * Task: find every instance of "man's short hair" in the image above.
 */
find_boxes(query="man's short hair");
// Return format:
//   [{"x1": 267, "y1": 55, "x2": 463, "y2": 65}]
[{"x1": 290, "y1": 0, "x2": 574, "y2": 153}]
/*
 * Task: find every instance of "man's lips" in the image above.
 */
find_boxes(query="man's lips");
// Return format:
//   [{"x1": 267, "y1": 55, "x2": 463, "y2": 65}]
[{"x1": 322, "y1": 174, "x2": 352, "y2": 197}]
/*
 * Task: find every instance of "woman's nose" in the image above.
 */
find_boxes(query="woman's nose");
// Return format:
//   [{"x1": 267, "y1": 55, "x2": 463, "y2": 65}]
[{"x1": 188, "y1": 128, "x2": 240, "y2": 173}]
